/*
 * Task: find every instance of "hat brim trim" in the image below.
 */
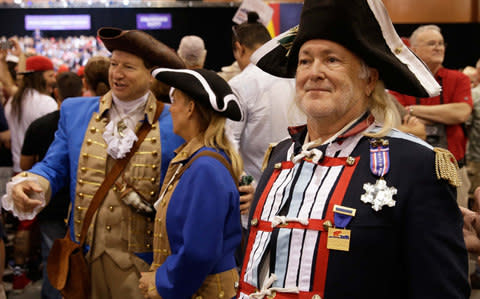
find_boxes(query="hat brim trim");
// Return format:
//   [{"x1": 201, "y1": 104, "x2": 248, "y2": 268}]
[
  {"x1": 152, "y1": 68, "x2": 242, "y2": 119},
  {"x1": 367, "y1": 0, "x2": 441, "y2": 97}
]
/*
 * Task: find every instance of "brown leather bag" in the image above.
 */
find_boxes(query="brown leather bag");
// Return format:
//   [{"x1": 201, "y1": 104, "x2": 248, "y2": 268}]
[
  {"x1": 47, "y1": 233, "x2": 90, "y2": 299},
  {"x1": 47, "y1": 102, "x2": 163, "y2": 299}
]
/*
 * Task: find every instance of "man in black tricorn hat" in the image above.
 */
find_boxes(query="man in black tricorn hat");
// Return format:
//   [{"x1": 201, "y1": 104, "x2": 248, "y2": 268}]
[
  {"x1": 238, "y1": 0, "x2": 470, "y2": 298},
  {"x1": 2, "y1": 27, "x2": 186, "y2": 298}
]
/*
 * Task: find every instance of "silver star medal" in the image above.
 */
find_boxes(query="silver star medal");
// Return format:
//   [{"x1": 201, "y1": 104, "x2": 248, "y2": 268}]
[
  {"x1": 361, "y1": 138, "x2": 397, "y2": 211},
  {"x1": 361, "y1": 178, "x2": 397, "y2": 211}
]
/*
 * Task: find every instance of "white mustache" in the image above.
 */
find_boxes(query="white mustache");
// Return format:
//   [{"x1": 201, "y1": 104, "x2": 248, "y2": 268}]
[{"x1": 304, "y1": 83, "x2": 332, "y2": 92}]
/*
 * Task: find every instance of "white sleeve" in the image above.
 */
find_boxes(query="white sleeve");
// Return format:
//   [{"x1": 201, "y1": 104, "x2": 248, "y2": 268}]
[{"x1": 1, "y1": 176, "x2": 46, "y2": 220}]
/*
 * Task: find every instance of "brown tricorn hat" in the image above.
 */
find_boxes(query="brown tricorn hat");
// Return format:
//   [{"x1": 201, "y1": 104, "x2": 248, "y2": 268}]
[{"x1": 97, "y1": 27, "x2": 185, "y2": 69}]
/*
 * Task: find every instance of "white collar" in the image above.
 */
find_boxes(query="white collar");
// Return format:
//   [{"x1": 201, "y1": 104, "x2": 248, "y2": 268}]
[{"x1": 111, "y1": 92, "x2": 149, "y2": 115}]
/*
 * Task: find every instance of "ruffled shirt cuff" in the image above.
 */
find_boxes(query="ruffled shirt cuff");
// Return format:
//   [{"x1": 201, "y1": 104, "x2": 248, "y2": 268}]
[{"x1": 1, "y1": 176, "x2": 46, "y2": 220}]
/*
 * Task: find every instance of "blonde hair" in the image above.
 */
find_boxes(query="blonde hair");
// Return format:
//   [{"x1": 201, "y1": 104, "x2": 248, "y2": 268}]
[
  {"x1": 358, "y1": 59, "x2": 398, "y2": 138},
  {"x1": 194, "y1": 100, "x2": 243, "y2": 180},
  {"x1": 364, "y1": 79, "x2": 399, "y2": 138}
]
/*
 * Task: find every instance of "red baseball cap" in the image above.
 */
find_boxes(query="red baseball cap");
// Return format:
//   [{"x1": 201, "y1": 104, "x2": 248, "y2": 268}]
[
  {"x1": 57, "y1": 64, "x2": 69, "y2": 74},
  {"x1": 23, "y1": 55, "x2": 54, "y2": 73},
  {"x1": 77, "y1": 66, "x2": 85, "y2": 77}
]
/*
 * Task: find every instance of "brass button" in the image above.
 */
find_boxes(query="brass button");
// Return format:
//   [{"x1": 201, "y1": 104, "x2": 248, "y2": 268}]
[
  {"x1": 147, "y1": 230, "x2": 152, "y2": 235},
  {"x1": 78, "y1": 193, "x2": 84, "y2": 198},
  {"x1": 162, "y1": 249, "x2": 168, "y2": 254},
  {"x1": 113, "y1": 186, "x2": 117, "y2": 191},
  {"x1": 152, "y1": 164, "x2": 157, "y2": 170},
  {"x1": 158, "y1": 233, "x2": 163, "y2": 238},
  {"x1": 90, "y1": 126, "x2": 96, "y2": 133},
  {"x1": 152, "y1": 124, "x2": 157, "y2": 130},
  {"x1": 76, "y1": 233, "x2": 81, "y2": 238},
  {"x1": 152, "y1": 150, "x2": 158, "y2": 156},
  {"x1": 95, "y1": 115, "x2": 101, "y2": 121},
  {"x1": 150, "y1": 191, "x2": 155, "y2": 196},
  {"x1": 78, "y1": 179, "x2": 84, "y2": 185},
  {"x1": 75, "y1": 219, "x2": 81, "y2": 224},
  {"x1": 151, "y1": 137, "x2": 157, "y2": 143},
  {"x1": 109, "y1": 206, "x2": 114, "y2": 211},
  {"x1": 82, "y1": 153, "x2": 88, "y2": 158},
  {"x1": 394, "y1": 47, "x2": 402, "y2": 54},
  {"x1": 167, "y1": 185, "x2": 173, "y2": 191},
  {"x1": 81, "y1": 167, "x2": 87, "y2": 172},
  {"x1": 150, "y1": 177, "x2": 156, "y2": 183},
  {"x1": 106, "y1": 225, "x2": 111, "y2": 231},
  {"x1": 323, "y1": 220, "x2": 332, "y2": 231},
  {"x1": 149, "y1": 105, "x2": 154, "y2": 111},
  {"x1": 218, "y1": 291, "x2": 225, "y2": 298},
  {"x1": 21, "y1": 172, "x2": 28, "y2": 177},
  {"x1": 195, "y1": 296, "x2": 202, "y2": 299},
  {"x1": 346, "y1": 156, "x2": 355, "y2": 166},
  {"x1": 156, "y1": 218, "x2": 162, "y2": 223},
  {"x1": 76, "y1": 206, "x2": 83, "y2": 211},
  {"x1": 312, "y1": 295, "x2": 322, "y2": 299},
  {"x1": 146, "y1": 243, "x2": 151, "y2": 248},
  {"x1": 251, "y1": 218, "x2": 258, "y2": 226},
  {"x1": 274, "y1": 163, "x2": 282, "y2": 169},
  {"x1": 87, "y1": 139, "x2": 92, "y2": 145}
]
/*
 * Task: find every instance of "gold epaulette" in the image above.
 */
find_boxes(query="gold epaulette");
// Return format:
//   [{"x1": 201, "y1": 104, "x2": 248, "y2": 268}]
[
  {"x1": 433, "y1": 147, "x2": 461, "y2": 187},
  {"x1": 261, "y1": 142, "x2": 278, "y2": 172}
]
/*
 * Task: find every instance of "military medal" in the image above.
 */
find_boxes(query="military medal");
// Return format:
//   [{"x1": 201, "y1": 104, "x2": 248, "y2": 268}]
[
  {"x1": 327, "y1": 205, "x2": 356, "y2": 251},
  {"x1": 361, "y1": 139, "x2": 397, "y2": 211}
]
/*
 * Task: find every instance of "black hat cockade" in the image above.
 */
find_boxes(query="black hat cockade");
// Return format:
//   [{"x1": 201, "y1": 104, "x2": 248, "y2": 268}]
[
  {"x1": 97, "y1": 27, "x2": 185, "y2": 69},
  {"x1": 250, "y1": 0, "x2": 441, "y2": 98},
  {"x1": 152, "y1": 68, "x2": 243, "y2": 121}
]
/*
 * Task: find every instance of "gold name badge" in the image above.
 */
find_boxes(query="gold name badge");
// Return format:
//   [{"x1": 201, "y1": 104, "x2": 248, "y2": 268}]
[{"x1": 327, "y1": 228, "x2": 351, "y2": 252}]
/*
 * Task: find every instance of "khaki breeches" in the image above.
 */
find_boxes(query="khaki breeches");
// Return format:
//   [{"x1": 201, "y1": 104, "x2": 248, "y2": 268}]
[{"x1": 90, "y1": 253, "x2": 150, "y2": 299}]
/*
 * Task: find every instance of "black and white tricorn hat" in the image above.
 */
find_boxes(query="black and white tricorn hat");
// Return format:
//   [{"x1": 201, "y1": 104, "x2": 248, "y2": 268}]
[
  {"x1": 152, "y1": 68, "x2": 243, "y2": 121},
  {"x1": 250, "y1": 0, "x2": 441, "y2": 98}
]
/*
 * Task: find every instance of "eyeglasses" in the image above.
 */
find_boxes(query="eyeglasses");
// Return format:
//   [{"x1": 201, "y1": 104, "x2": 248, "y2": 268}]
[{"x1": 421, "y1": 41, "x2": 447, "y2": 49}]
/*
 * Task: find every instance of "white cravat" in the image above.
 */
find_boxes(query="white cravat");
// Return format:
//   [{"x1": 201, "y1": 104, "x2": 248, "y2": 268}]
[{"x1": 103, "y1": 93, "x2": 149, "y2": 159}]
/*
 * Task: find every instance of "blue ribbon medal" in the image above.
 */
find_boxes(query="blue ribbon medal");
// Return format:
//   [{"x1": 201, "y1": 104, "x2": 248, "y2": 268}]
[{"x1": 361, "y1": 138, "x2": 397, "y2": 211}]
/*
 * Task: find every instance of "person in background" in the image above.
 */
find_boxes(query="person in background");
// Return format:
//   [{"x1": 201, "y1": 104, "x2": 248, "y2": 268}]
[
  {"x1": 463, "y1": 66, "x2": 479, "y2": 88},
  {"x1": 139, "y1": 68, "x2": 243, "y2": 299},
  {"x1": 177, "y1": 35, "x2": 207, "y2": 69},
  {"x1": 237, "y1": 0, "x2": 469, "y2": 297},
  {"x1": 2, "y1": 27, "x2": 186, "y2": 298},
  {"x1": 0, "y1": 37, "x2": 24, "y2": 101},
  {"x1": 227, "y1": 11, "x2": 305, "y2": 184},
  {"x1": 20, "y1": 71, "x2": 83, "y2": 299},
  {"x1": 468, "y1": 63, "x2": 480, "y2": 203},
  {"x1": 83, "y1": 55, "x2": 110, "y2": 97},
  {"x1": 389, "y1": 24, "x2": 473, "y2": 210},
  {"x1": 4, "y1": 55, "x2": 58, "y2": 293}
]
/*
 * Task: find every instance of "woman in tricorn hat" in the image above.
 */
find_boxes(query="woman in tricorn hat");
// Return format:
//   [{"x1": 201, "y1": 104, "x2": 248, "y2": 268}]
[{"x1": 139, "y1": 68, "x2": 243, "y2": 299}]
